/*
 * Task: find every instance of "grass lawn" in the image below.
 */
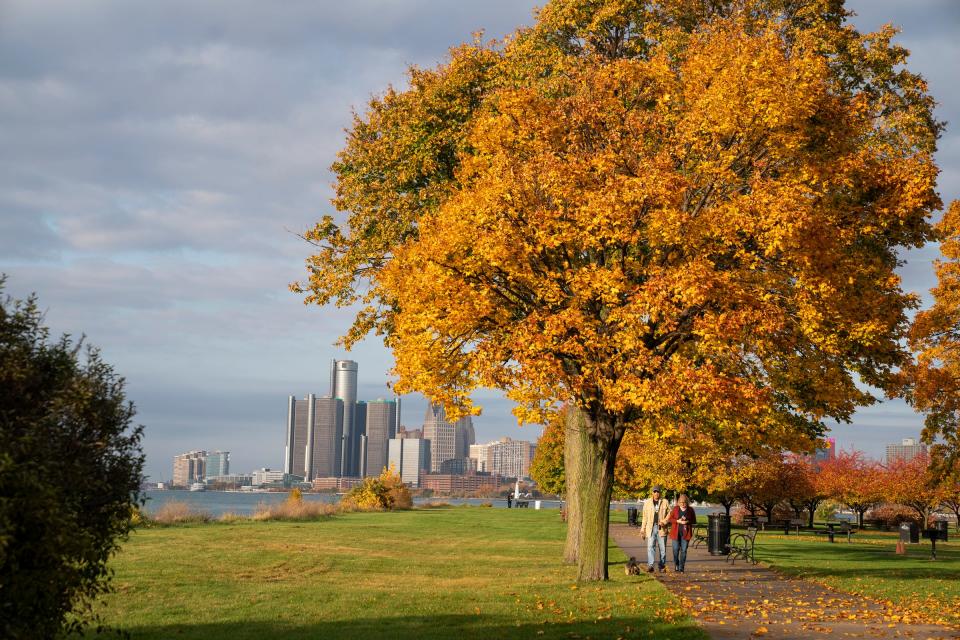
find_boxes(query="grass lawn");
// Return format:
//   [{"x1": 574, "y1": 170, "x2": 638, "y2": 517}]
[
  {"x1": 91, "y1": 507, "x2": 706, "y2": 639},
  {"x1": 753, "y1": 529, "x2": 960, "y2": 627}
]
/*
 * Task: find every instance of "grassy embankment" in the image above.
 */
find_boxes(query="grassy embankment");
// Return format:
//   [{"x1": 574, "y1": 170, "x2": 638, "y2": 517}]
[
  {"x1": 753, "y1": 529, "x2": 960, "y2": 626},
  {"x1": 92, "y1": 507, "x2": 706, "y2": 639}
]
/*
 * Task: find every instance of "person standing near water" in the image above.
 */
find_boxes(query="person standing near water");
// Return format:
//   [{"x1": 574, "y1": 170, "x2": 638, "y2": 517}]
[{"x1": 667, "y1": 493, "x2": 696, "y2": 573}]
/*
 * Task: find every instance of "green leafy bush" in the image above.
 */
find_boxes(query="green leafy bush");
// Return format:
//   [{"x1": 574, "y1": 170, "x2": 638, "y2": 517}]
[{"x1": 0, "y1": 282, "x2": 144, "y2": 638}]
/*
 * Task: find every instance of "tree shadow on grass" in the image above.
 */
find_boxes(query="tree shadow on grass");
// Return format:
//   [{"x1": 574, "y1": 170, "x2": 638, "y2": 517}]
[{"x1": 110, "y1": 613, "x2": 706, "y2": 640}]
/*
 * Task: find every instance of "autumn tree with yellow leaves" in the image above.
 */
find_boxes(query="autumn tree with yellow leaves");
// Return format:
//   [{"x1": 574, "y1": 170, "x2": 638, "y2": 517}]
[{"x1": 296, "y1": 0, "x2": 943, "y2": 580}]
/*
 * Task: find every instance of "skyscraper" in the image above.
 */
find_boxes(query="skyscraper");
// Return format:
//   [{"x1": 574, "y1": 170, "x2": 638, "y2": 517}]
[
  {"x1": 285, "y1": 394, "x2": 344, "y2": 480},
  {"x1": 454, "y1": 415, "x2": 475, "y2": 459},
  {"x1": 422, "y1": 403, "x2": 456, "y2": 472},
  {"x1": 204, "y1": 451, "x2": 230, "y2": 479},
  {"x1": 354, "y1": 400, "x2": 367, "y2": 475},
  {"x1": 388, "y1": 437, "x2": 430, "y2": 487},
  {"x1": 331, "y1": 360, "x2": 359, "y2": 475},
  {"x1": 362, "y1": 398, "x2": 397, "y2": 477},
  {"x1": 309, "y1": 396, "x2": 344, "y2": 479}
]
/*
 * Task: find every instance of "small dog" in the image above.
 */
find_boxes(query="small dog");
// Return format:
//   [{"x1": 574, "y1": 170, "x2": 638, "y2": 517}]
[{"x1": 625, "y1": 556, "x2": 641, "y2": 576}]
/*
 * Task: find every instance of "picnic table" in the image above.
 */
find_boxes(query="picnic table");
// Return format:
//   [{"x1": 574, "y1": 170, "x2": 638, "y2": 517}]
[
  {"x1": 814, "y1": 522, "x2": 855, "y2": 543},
  {"x1": 776, "y1": 519, "x2": 804, "y2": 535}
]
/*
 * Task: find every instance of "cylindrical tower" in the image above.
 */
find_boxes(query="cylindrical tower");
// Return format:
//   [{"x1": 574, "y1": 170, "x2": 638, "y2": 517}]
[{"x1": 332, "y1": 360, "x2": 359, "y2": 475}]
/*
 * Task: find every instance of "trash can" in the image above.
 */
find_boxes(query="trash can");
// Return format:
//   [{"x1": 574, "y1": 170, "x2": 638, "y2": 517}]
[
  {"x1": 899, "y1": 522, "x2": 919, "y2": 544},
  {"x1": 708, "y1": 513, "x2": 731, "y2": 556},
  {"x1": 534, "y1": 500, "x2": 541, "y2": 510},
  {"x1": 627, "y1": 507, "x2": 638, "y2": 527},
  {"x1": 934, "y1": 520, "x2": 949, "y2": 542}
]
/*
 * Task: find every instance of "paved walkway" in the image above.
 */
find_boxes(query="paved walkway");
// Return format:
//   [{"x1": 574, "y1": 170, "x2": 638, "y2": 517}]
[{"x1": 611, "y1": 524, "x2": 960, "y2": 639}]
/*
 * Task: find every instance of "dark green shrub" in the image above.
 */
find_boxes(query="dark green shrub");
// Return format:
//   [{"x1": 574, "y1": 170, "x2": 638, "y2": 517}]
[{"x1": 0, "y1": 281, "x2": 144, "y2": 637}]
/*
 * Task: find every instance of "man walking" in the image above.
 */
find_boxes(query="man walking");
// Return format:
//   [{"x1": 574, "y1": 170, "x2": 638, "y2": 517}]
[{"x1": 639, "y1": 485, "x2": 670, "y2": 573}]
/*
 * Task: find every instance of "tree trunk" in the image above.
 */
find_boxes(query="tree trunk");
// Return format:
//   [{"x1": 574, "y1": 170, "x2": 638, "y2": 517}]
[
  {"x1": 562, "y1": 407, "x2": 586, "y2": 565},
  {"x1": 570, "y1": 417, "x2": 620, "y2": 581},
  {"x1": 761, "y1": 503, "x2": 776, "y2": 522},
  {"x1": 722, "y1": 499, "x2": 733, "y2": 518},
  {"x1": 805, "y1": 499, "x2": 820, "y2": 528}
]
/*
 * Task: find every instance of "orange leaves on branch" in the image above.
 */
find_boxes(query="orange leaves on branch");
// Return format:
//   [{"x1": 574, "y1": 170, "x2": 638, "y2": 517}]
[
  {"x1": 900, "y1": 200, "x2": 960, "y2": 476},
  {"x1": 298, "y1": 1, "x2": 943, "y2": 456}
]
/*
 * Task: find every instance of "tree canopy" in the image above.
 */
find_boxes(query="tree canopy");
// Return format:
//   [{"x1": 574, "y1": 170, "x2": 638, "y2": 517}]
[
  {"x1": 901, "y1": 201, "x2": 960, "y2": 477},
  {"x1": 296, "y1": 0, "x2": 943, "y2": 580}
]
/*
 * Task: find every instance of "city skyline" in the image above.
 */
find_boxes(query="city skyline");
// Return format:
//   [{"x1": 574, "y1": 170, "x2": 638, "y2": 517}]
[{"x1": 1, "y1": 1, "x2": 956, "y2": 483}]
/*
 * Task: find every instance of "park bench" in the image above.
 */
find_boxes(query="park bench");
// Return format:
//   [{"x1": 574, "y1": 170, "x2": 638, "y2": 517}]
[
  {"x1": 515, "y1": 500, "x2": 530, "y2": 508},
  {"x1": 693, "y1": 524, "x2": 708, "y2": 549},
  {"x1": 727, "y1": 527, "x2": 758, "y2": 565}
]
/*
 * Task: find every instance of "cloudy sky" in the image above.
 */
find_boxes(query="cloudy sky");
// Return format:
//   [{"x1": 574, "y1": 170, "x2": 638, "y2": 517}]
[{"x1": 1, "y1": 1, "x2": 958, "y2": 482}]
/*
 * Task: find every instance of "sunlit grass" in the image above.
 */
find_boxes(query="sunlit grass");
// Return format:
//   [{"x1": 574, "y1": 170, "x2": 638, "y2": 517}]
[{"x1": 93, "y1": 507, "x2": 706, "y2": 639}]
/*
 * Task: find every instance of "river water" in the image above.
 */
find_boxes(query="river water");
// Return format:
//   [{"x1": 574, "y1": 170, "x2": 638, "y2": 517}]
[
  {"x1": 142, "y1": 490, "x2": 567, "y2": 516},
  {"x1": 143, "y1": 491, "x2": 724, "y2": 518}
]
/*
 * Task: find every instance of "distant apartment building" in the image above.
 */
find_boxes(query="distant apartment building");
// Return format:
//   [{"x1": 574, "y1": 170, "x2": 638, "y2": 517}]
[
  {"x1": 388, "y1": 438, "x2": 430, "y2": 487},
  {"x1": 485, "y1": 437, "x2": 536, "y2": 479},
  {"x1": 439, "y1": 457, "x2": 476, "y2": 475},
  {"x1": 420, "y1": 472, "x2": 502, "y2": 494},
  {"x1": 204, "y1": 451, "x2": 230, "y2": 479},
  {"x1": 252, "y1": 468, "x2": 286, "y2": 486},
  {"x1": 886, "y1": 437, "x2": 928, "y2": 464},
  {"x1": 469, "y1": 443, "x2": 490, "y2": 472},
  {"x1": 396, "y1": 426, "x2": 423, "y2": 440},
  {"x1": 360, "y1": 398, "x2": 398, "y2": 477},
  {"x1": 312, "y1": 476, "x2": 364, "y2": 491},
  {"x1": 206, "y1": 473, "x2": 252, "y2": 488},
  {"x1": 172, "y1": 450, "x2": 207, "y2": 487},
  {"x1": 285, "y1": 394, "x2": 344, "y2": 481},
  {"x1": 251, "y1": 468, "x2": 302, "y2": 488}
]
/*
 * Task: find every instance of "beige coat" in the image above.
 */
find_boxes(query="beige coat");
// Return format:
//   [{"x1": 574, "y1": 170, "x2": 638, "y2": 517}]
[{"x1": 640, "y1": 496, "x2": 671, "y2": 539}]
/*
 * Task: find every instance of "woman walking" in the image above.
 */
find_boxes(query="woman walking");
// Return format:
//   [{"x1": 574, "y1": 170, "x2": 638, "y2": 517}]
[{"x1": 667, "y1": 493, "x2": 697, "y2": 573}]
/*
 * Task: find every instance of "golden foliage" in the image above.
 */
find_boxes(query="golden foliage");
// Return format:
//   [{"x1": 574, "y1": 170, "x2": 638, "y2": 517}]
[
  {"x1": 341, "y1": 465, "x2": 413, "y2": 511},
  {"x1": 900, "y1": 200, "x2": 960, "y2": 476},
  {"x1": 298, "y1": 0, "x2": 943, "y2": 469}
]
